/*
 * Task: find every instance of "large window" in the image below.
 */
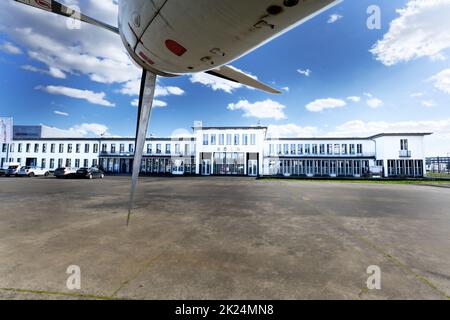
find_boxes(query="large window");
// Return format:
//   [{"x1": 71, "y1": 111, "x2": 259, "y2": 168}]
[
  {"x1": 320, "y1": 144, "x2": 325, "y2": 155},
  {"x1": 76, "y1": 144, "x2": 81, "y2": 153},
  {"x1": 120, "y1": 144, "x2": 125, "y2": 153},
  {"x1": 305, "y1": 144, "x2": 311, "y2": 155},
  {"x1": 110, "y1": 144, "x2": 116, "y2": 153},
  {"x1": 298, "y1": 144, "x2": 303, "y2": 155},
  {"x1": 59, "y1": 144, "x2": 64, "y2": 153},
  {"x1": 290, "y1": 144, "x2": 296, "y2": 155},
  {"x1": 50, "y1": 143, "x2": 55, "y2": 153},
  {"x1": 34, "y1": 143, "x2": 39, "y2": 153},
  {"x1": 68, "y1": 144, "x2": 73, "y2": 153},
  {"x1": 147, "y1": 144, "x2": 152, "y2": 154},
  {"x1": 84, "y1": 144, "x2": 90, "y2": 153},
  {"x1": 93, "y1": 144, "x2": 98, "y2": 153},
  {"x1": 341, "y1": 144, "x2": 347, "y2": 155},
  {"x1": 165, "y1": 144, "x2": 171, "y2": 154},
  {"x1": 175, "y1": 144, "x2": 180, "y2": 154},
  {"x1": 26, "y1": 143, "x2": 31, "y2": 153},
  {"x1": 250, "y1": 134, "x2": 256, "y2": 145},
  {"x1": 226, "y1": 134, "x2": 232, "y2": 145},
  {"x1": 84, "y1": 159, "x2": 89, "y2": 167},
  {"x1": 312, "y1": 144, "x2": 318, "y2": 155},
  {"x1": 41, "y1": 158, "x2": 46, "y2": 168},
  {"x1": 277, "y1": 144, "x2": 282, "y2": 155},
  {"x1": 203, "y1": 134, "x2": 209, "y2": 145},
  {"x1": 334, "y1": 144, "x2": 340, "y2": 155},
  {"x1": 129, "y1": 144, "x2": 134, "y2": 152},
  {"x1": 400, "y1": 139, "x2": 408, "y2": 151},
  {"x1": 75, "y1": 159, "x2": 80, "y2": 168},
  {"x1": 42, "y1": 143, "x2": 47, "y2": 153},
  {"x1": 350, "y1": 144, "x2": 355, "y2": 155},
  {"x1": 219, "y1": 134, "x2": 224, "y2": 145},
  {"x1": 50, "y1": 159, "x2": 55, "y2": 169},
  {"x1": 156, "y1": 144, "x2": 161, "y2": 154},
  {"x1": 211, "y1": 134, "x2": 216, "y2": 145},
  {"x1": 327, "y1": 144, "x2": 333, "y2": 155},
  {"x1": 357, "y1": 144, "x2": 363, "y2": 154},
  {"x1": 234, "y1": 134, "x2": 240, "y2": 145},
  {"x1": 283, "y1": 144, "x2": 289, "y2": 155},
  {"x1": 242, "y1": 134, "x2": 248, "y2": 146},
  {"x1": 18, "y1": 143, "x2": 23, "y2": 153}
]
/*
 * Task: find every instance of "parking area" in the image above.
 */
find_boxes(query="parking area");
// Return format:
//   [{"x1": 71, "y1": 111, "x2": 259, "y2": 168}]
[{"x1": 0, "y1": 176, "x2": 449, "y2": 299}]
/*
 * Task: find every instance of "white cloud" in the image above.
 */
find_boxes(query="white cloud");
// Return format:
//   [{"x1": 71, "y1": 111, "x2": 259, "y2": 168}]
[
  {"x1": 364, "y1": 93, "x2": 384, "y2": 108},
  {"x1": 281, "y1": 86, "x2": 290, "y2": 92},
  {"x1": 21, "y1": 64, "x2": 66, "y2": 79},
  {"x1": 69, "y1": 123, "x2": 109, "y2": 137},
  {"x1": 53, "y1": 110, "x2": 69, "y2": 116},
  {"x1": 189, "y1": 66, "x2": 257, "y2": 93},
  {"x1": 421, "y1": 100, "x2": 436, "y2": 107},
  {"x1": 371, "y1": 0, "x2": 450, "y2": 66},
  {"x1": 267, "y1": 124, "x2": 320, "y2": 138},
  {"x1": 119, "y1": 78, "x2": 184, "y2": 100},
  {"x1": 410, "y1": 92, "x2": 424, "y2": 98},
  {"x1": 131, "y1": 98, "x2": 167, "y2": 108},
  {"x1": 297, "y1": 68, "x2": 311, "y2": 77},
  {"x1": 0, "y1": 41, "x2": 22, "y2": 54},
  {"x1": 0, "y1": 0, "x2": 141, "y2": 87},
  {"x1": 36, "y1": 85, "x2": 115, "y2": 107},
  {"x1": 305, "y1": 98, "x2": 346, "y2": 112},
  {"x1": 227, "y1": 99, "x2": 287, "y2": 120},
  {"x1": 347, "y1": 96, "x2": 361, "y2": 102},
  {"x1": 328, "y1": 14, "x2": 343, "y2": 24},
  {"x1": 428, "y1": 68, "x2": 450, "y2": 94}
]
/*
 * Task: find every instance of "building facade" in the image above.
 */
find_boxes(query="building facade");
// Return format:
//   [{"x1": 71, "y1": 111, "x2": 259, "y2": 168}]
[{"x1": 1, "y1": 123, "x2": 431, "y2": 178}]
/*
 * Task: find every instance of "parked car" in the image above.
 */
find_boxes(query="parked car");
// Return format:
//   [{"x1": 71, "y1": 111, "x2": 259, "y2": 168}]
[
  {"x1": 54, "y1": 167, "x2": 77, "y2": 178},
  {"x1": 5, "y1": 163, "x2": 21, "y2": 177},
  {"x1": 75, "y1": 167, "x2": 104, "y2": 179},
  {"x1": 0, "y1": 167, "x2": 6, "y2": 176},
  {"x1": 17, "y1": 166, "x2": 50, "y2": 177}
]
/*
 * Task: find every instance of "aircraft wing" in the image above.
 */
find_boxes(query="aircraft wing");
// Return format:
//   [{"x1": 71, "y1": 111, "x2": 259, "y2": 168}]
[
  {"x1": 14, "y1": 0, "x2": 119, "y2": 34},
  {"x1": 206, "y1": 65, "x2": 281, "y2": 94}
]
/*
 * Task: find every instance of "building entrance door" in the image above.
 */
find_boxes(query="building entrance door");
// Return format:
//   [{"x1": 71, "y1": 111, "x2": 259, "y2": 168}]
[
  {"x1": 201, "y1": 159, "x2": 211, "y2": 175},
  {"x1": 248, "y1": 160, "x2": 258, "y2": 176}
]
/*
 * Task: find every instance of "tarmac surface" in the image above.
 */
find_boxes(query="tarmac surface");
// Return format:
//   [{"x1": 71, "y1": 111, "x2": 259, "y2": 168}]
[{"x1": 0, "y1": 176, "x2": 449, "y2": 300}]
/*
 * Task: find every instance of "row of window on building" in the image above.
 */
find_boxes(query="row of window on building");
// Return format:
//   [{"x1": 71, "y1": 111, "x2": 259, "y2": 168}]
[
  {"x1": 1, "y1": 142, "x2": 195, "y2": 156},
  {"x1": 202, "y1": 133, "x2": 257, "y2": 146},
  {"x1": 268, "y1": 143, "x2": 364, "y2": 156},
  {"x1": 2, "y1": 142, "x2": 100, "y2": 154},
  {"x1": 1, "y1": 157, "x2": 98, "y2": 169}
]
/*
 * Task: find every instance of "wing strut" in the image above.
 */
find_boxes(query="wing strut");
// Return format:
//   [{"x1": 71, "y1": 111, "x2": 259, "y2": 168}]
[
  {"x1": 127, "y1": 70, "x2": 157, "y2": 226},
  {"x1": 14, "y1": 0, "x2": 119, "y2": 34}
]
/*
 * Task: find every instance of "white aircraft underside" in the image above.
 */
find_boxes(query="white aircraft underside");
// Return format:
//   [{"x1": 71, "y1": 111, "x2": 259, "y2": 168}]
[
  {"x1": 119, "y1": 0, "x2": 338, "y2": 76},
  {"x1": 13, "y1": 0, "x2": 340, "y2": 224}
]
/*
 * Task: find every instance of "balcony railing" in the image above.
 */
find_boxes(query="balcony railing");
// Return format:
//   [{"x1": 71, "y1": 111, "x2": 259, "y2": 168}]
[{"x1": 399, "y1": 150, "x2": 412, "y2": 158}]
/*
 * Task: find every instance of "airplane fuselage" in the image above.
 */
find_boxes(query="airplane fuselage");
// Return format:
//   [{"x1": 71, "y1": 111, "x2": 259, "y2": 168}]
[{"x1": 118, "y1": 0, "x2": 338, "y2": 77}]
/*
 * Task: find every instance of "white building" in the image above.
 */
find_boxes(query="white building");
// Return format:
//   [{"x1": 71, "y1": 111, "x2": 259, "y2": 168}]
[{"x1": 1, "y1": 122, "x2": 431, "y2": 178}]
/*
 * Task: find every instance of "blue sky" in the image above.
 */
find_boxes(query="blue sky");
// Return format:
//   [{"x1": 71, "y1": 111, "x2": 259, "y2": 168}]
[{"x1": 0, "y1": 0, "x2": 449, "y2": 155}]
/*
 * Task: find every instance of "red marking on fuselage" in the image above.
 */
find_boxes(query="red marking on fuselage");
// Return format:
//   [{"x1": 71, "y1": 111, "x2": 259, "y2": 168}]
[
  {"x1": 165, "y1": 40, "x2": 187, "y2": 57},
  {"x1": 35, "y1": 0, "x2": 52, "y2": 10},
  {"x1": 139, "y1": 51, "x2": 154, "y2": 65}
]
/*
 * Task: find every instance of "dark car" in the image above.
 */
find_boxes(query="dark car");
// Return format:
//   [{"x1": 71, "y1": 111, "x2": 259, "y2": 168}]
[{"x1": 75, "y1": 167, "x2": 105, "y2": 179}]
